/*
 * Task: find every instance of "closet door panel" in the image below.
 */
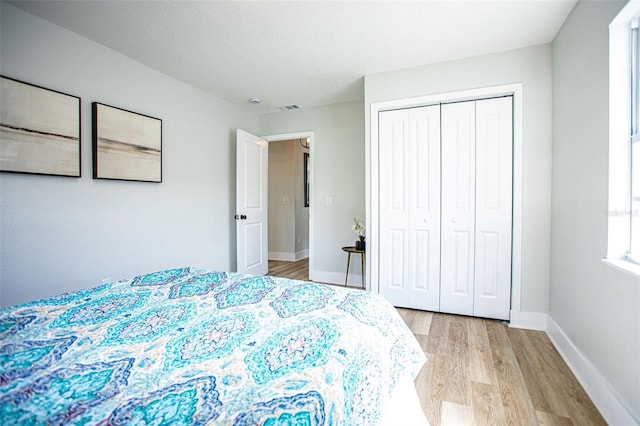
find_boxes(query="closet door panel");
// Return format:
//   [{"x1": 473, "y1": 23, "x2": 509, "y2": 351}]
[
  {"x1": 474, "y1": 97, "x2": 513, "y2": 320},
  {"x1": 440, "y1": 101, "x2": 476, "y2": 316},
  {"x1": 453, "y1": 230, "x2": 473, "y2": 292},
  {"x1": 379, "y1": 106, "x2": 441, "y2": 310},
  {"x1": 412, "y1": 229, "x2": 430, "y2": 291},
  {"x1": 379, "y1": 109, "x2": 410, "y2": 307},
  {"x1": 408, "y1": 106, "x2": 441, "y2": 310},
  {"x1": 389, "y1": 229, "x2": 407, "y2": 287}
]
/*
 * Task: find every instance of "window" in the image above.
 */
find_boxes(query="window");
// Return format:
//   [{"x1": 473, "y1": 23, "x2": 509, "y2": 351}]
[
  {"x1": 630, "y1": 19, "x2": 640, "y2": 260},
  {"x1": 608, "y1": 2, "x2": 640, "y2": 273}
]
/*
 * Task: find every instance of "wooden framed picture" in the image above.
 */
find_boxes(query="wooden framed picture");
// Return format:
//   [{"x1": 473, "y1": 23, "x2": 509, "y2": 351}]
[
  {"x1": 92, "y1": 102, "x2": 162, "y2": 182},
  {"x1": 0, "y1": 76, "x2": 81, "y2": 177}
]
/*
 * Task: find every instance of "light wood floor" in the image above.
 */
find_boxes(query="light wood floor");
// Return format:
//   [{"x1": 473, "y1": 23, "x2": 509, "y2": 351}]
[
  {"x1": 399, "y1": 309, "x2": 605, "y2": 426},
  {"x1": 268, "y1": 258, "x2": 309, "y2": 281},
  {"x1": 268, "y1": 258, "x2": 365, "y2": 290},
  {"x1": 267, "y1": 259, "x2": 605, "y2": 426}
]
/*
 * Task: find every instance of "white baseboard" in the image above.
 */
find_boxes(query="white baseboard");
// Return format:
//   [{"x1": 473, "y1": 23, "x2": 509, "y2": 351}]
[
  {"x1": 509, "y1": 310, "x2": 548, "y2": 330},
  {"x1": 295, "y1": 249, "x2": 309, "y2": 261},
  {"x1": 546, "y1": 316, "x2": 638, "y2": 425},
  {"x1": 269, "y1": 251, "x2": 295, "y2": 261},
  {"x1": 269, "y1": 250, "x2": 309, "y2": 262},
  {"x1": 310, "y1": 269, "x2": 365, "y2": 289}
]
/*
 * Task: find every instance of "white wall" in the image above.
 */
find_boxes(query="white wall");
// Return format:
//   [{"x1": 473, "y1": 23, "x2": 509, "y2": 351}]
[
  {"x1": 0, "y1": 3, "x2": 258, "y2": 307},
  {"x1": 365, "y1": 44, "x2": 553, "y2": 316},
  {"x1": 259, "y1": 101, "x2": 365, "y2": 284},
  {"x1": 551, "y1": 0, "x2": 639, "y2": 421}
]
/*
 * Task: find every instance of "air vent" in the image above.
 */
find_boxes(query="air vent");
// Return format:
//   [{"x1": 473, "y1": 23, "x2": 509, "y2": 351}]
[{"x1": 279, "y1": 105, "x2": 300, "y2": 111}]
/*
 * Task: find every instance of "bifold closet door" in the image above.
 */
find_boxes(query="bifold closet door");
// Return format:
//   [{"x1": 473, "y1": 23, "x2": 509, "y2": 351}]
[
  {"x1": 440, "y1": 101, "x2": 477, "y2": 316},
  {"x1": 379, "y1": 105, "x2": 441, "y2": 310},
  {"x1": 440, "y1": 97, "x2": 512, "y2": 320},
  {"x1": 473, "y1": 97, "x2": 512, "y2": 320}
]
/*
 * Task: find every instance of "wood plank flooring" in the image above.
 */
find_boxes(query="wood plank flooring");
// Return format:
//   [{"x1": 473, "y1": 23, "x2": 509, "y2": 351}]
[
  {"x1": 267, "y1": 259, "x2": 605, "y2": 426},
  {"x1": 268, "y1": 258, "x2": 309, "y2": 281},
  {"x1": 268, "y1": 258, "x2": 363, "y2": 290},
  {"x1": 399, "y1": 309, "x2": 606, "y2": 426}
]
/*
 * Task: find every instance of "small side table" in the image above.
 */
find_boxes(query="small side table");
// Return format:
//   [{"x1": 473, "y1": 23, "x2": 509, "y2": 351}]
[{"x1": 341, "y1": 246, "x2": 365, "y2": 288}]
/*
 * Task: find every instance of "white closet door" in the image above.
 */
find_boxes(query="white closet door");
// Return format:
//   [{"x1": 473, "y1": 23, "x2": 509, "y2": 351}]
[
  {"x1": 379, "y1": 109, "x2": 409, "y2": 307},
  {"x1": 379, "y1": 105, "x2": 441, "y2": 310},
  {"x1": 440, "y1": 101, "x2": 476, "y2": 316},
  {"x1": 408, "y1": 106, "x2": 441, "y2": 310},
  {"x1": 474, "y1": 97, "x2": 512, "y2": 320}
]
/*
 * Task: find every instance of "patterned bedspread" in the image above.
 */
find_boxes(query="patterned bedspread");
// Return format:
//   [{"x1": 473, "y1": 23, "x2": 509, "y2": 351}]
[{"x1": 0, "y1": 268, "x2": 426, "y2": 425}]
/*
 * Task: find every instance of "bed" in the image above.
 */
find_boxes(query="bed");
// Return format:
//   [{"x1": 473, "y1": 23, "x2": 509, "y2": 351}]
[{"x1": 0, "y1": 268, "x2": 427, "y2": 425}]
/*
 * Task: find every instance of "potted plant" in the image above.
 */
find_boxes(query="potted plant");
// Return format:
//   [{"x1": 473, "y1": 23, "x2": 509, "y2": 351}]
[{"x1": 352, "y1": 217, "x2": 365, "y2": 250}]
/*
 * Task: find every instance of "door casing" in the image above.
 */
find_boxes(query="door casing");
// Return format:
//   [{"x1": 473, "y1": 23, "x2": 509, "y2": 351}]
[{"x1": 369, "y1": 83, "x2": 524, "y2": 319}]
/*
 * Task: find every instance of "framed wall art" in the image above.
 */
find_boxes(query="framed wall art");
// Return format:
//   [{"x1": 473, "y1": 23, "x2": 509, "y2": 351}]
[
  {"x1": 0, "y1": 76, "x2": 81, "y2": 177},
  {"x1": 304, "y1": 152, "x2": 310, "y2": 207},
  {"x1": 92, "y1": 102, "x2": 162, "y2": 182}
]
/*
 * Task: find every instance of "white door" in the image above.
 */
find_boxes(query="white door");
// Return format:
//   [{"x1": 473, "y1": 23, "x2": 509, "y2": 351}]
[
  {"x1": 377, "y1": 97, "x2": 513, "y2": 320},
  {"x1": 473, "y1": 97, "x2": 513, "y2": 320},
  {"x1": 379, "y1": 105, "x2": 441, "y2": 310},
  {"x1": 440, "y1": 101, "x2": 477, "y2": 316},
  {"x1": 440, "y1": 98, "x2": 513, "y2": 320},
  {"x1": 236, "y1": 129, "x2": 268, "y2": 275}
]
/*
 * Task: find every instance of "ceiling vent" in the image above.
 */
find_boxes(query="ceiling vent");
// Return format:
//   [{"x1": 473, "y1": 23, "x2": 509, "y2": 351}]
[{"x1": 279, "y1": 104, "x2": 300, "y2": 111}]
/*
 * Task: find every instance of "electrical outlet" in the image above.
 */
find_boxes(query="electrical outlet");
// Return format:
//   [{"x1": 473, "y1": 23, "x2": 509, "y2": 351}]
[
  {"x1": 326, "y1": 197, "x2": 333, "y2": 207},
  {"x1": 283, "y1": 196, "x2": 290, "y2": 205}
]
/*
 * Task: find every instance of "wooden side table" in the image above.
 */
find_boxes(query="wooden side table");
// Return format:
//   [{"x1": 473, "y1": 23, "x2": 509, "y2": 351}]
[{"x1": 341, "y1": 246, "x2": 365, "y2": 288}]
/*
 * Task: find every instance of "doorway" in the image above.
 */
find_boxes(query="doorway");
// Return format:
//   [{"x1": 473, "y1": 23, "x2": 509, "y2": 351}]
[{"x1": 264, "y1": 131, "x2": 314, "y2": 281}]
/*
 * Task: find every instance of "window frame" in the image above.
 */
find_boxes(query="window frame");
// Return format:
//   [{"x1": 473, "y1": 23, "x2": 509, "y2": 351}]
[
  {"x1": 606, "y1": 2, "x2": 640, "y2": 276},
  {"x1": 628, "y1": 19, "x2": 640, "y2": 263}
]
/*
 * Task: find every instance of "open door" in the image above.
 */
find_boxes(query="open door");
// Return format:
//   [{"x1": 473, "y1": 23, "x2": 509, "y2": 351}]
[{"x1": 236, "y1": 129, "x2": 268, "y2": 275}]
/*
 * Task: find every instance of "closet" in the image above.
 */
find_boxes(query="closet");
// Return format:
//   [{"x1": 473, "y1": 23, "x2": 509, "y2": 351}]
[{"x1": 378, "y1": 96, "x2": 513, "y2": 320}]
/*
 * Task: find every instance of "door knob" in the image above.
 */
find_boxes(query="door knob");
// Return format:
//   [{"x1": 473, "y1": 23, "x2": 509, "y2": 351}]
[{"x1": 452, "y1": 218, "x2": 457, "y2": 223}]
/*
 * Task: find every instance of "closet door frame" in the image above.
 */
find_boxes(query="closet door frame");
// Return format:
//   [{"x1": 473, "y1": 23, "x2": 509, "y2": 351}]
[{"x1": 369, "y1": 83, "x2": 524, "y2": 319}]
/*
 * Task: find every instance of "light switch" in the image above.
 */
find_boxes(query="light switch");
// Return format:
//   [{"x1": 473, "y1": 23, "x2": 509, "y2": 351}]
[{"x1": 283, "y1": 196, "x2": 290, "y2": 205}]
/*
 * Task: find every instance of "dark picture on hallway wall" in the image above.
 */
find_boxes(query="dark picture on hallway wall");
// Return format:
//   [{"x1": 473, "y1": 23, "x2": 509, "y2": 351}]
[
  {"x1": 92, "y1": 102, "x2": 162, "y2": 182},
  {"x1": 0, "y1": 76, "x2": 81, "y2": 177},
  {"x1": 304, "y1": 152, "x2": 310, "y2": 207}
]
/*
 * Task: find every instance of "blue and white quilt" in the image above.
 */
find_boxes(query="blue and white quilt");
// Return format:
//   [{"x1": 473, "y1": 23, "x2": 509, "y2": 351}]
[{"x1": 0, "y1": 268, "x2": 425, "y2": 425}]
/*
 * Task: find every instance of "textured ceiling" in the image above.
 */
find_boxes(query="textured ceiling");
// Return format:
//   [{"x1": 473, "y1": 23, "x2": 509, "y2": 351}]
[{"x1": 9, "y1": 0, "x2": 576, "y2": 114}]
